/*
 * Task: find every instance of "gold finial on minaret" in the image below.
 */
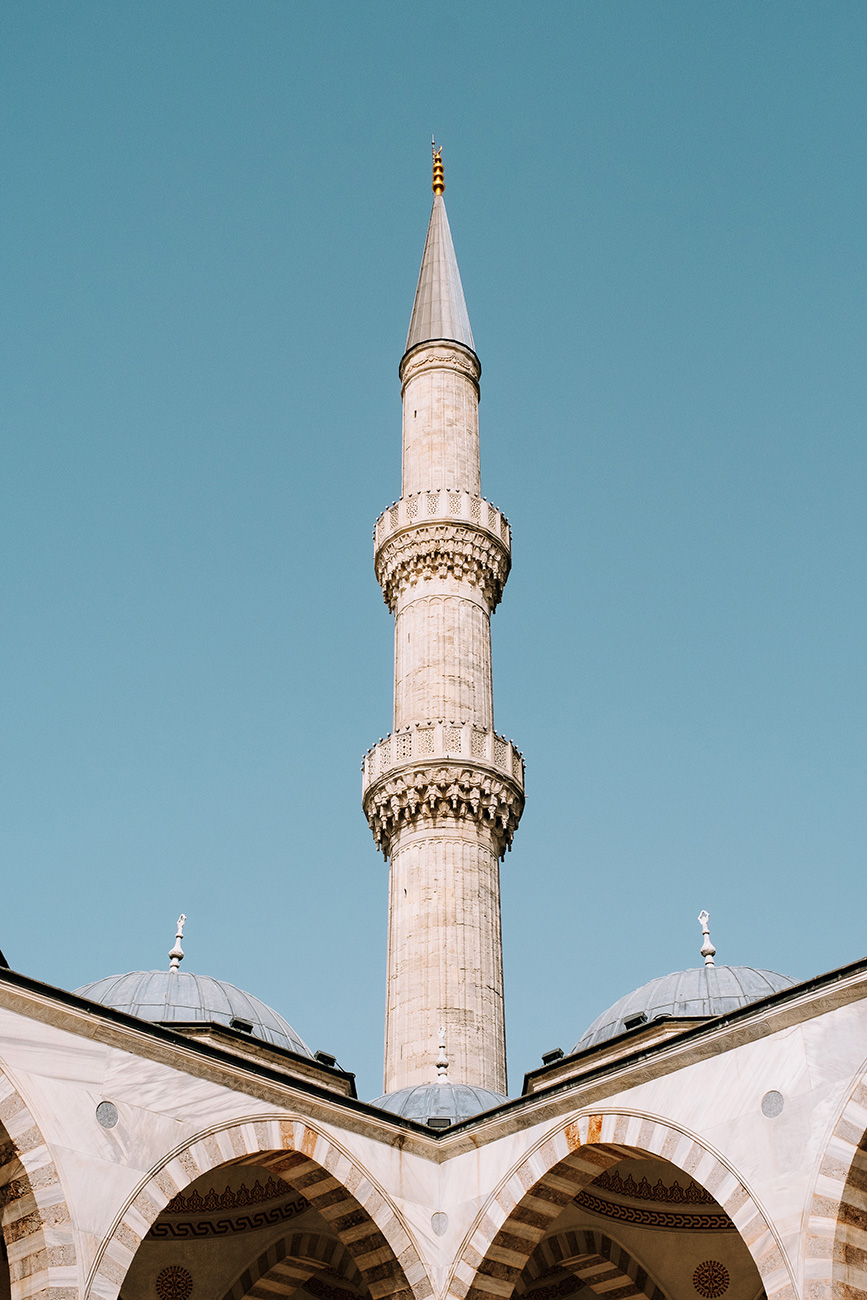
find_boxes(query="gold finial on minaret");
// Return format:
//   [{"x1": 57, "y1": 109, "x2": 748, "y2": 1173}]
[{"x1": 432, "y1": 139, "x2": 444, "y2": 195}]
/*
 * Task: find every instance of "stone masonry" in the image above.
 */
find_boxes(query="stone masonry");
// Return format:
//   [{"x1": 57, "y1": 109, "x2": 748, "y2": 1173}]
[{"x1": 363, "y1": 156, "x2": 523, "y2": 1093}]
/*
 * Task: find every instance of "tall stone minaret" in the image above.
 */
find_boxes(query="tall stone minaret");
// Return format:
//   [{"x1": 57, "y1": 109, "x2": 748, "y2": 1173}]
[{"x1": 363, "y1": 146, "x2": 524, "y2": 1095}]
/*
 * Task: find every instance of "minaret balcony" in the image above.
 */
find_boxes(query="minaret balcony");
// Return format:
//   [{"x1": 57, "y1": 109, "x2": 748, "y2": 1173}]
[
  {"x1": 374, "y1": 491, "x2": 511, "y2": 612},
  {"x1": 375, "y1": 489, "x2": 509, "y2": 548},
  {"x1": 361, "y1": 722, "x2": 524, "y2": 859}
]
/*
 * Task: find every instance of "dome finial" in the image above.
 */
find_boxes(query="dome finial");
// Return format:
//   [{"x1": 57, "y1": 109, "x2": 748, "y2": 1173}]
[
  {"x1": 432, "y1": 139, "x2": 444, "y2": 195},
  {"x1": 698, "y1": 910, "x2": 716, "y2": 967},
  {"x1": 168, "y1": 914, "x2": 186, "y2": 972},
  {"x1": 436, "y1": 1025, "x2": 449, "y2": 1083}
]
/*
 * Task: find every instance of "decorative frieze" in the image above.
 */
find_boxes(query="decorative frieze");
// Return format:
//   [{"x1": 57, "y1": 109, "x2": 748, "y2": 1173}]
[
  {"x1": 572, "y1": 1189, "x2": 733, "y2": 1233},
  {"x1": 590, "y1": 1170, "x2": 715, "y2": 1205},
  {"x1": 374, "y1": 489, "x2": 509, "y2": 549},
  {"x1": 164, "y1": 1177, "x2": 293, "y2": 1214},
  {"x1": 363, "y1": 720, "x2": 523, "y2": 785},
  {"x1": 399, "y1": 342, "x2": 481, "y2": 389},
  {"x1": 375, "y1": 520, "x2": 511, "y2": 611}
]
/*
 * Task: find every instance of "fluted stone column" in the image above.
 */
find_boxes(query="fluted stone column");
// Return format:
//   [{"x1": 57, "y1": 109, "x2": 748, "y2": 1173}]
[{"x1": 363, "y1": 154, "x2": 523, "y2": 1094}]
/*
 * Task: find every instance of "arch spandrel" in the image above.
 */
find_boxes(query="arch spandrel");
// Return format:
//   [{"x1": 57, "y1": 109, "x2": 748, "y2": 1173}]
[
  {"x1": 86, "y1": 1117, "x2": 429, "y2": 1300},
  {"x1": 448, "y1": 1112, "x2": 795, "y2": 1300}
]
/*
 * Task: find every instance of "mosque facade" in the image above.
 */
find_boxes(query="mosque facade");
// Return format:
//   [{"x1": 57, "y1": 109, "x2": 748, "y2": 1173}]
[{"x1": 1, "y1": 150, "x2": 866, "y2": 1300}]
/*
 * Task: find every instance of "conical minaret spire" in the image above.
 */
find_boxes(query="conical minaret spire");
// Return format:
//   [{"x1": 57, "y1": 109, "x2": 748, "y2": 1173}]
[
  {"x1": 405, "y1": 149, "x2": 474, "y2": 355},
  {"x1": 363, "y1": 149, "x2": 524, "y2": 1094}
]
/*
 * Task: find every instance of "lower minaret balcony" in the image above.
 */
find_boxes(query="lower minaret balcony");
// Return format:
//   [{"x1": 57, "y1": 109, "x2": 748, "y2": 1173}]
[
  {"x1": 362, "y1": 721, "x2": 524, "y2": 860},
  {"x1": 374, "y1": 490, "x2": 511, "y2": 612}
]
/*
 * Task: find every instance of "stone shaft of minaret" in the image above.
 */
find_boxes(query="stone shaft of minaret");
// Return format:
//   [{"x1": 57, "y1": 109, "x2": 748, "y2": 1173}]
[{"x1": 362, "y1": 149, "x2": 524, "y2": 1095}]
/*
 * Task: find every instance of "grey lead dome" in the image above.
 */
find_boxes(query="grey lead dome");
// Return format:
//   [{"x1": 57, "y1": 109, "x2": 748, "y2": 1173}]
[
  {"x1": 75, "y1": 970, "x2": 312, "y2": 1057},
  {"x1": 372, "y1": 1081, "x2": 508, "y2": 1123},
  {"x1": 575, "y1": 964, "x2": 797, "y2": 1052}
]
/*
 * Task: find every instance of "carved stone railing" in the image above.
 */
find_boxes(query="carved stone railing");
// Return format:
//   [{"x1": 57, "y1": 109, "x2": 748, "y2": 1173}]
[
  {"x1": 374, "y1": 490, "x2": 510, "y2": 549},
  {"x1": 373, "y1": 492, "x2": 511, "y2": 611},
  {"x1": 361, "y1": 722, "x2": 524, "y2": 859}
]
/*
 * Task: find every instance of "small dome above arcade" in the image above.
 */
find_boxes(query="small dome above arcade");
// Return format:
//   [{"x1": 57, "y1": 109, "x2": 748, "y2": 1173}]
[
  {"x1": 371, "y1": 1081, "x2": 508, "y2": 1127},
  {"x1": 371, "y1": 1027, "x2": 508, "y2": 1127},
  {"x1": 75, "y1": 915, "x2": 312, "y2": 1059},
  {"x1": 574, "y1": 911, "x2": 797, "y2": 1052}
]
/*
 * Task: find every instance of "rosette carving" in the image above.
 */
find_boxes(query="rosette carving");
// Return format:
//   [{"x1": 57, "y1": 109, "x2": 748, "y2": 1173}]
[
  {"x1": 363, "y1": 762, "x2": 524, "y2": 860},
  {"x1": 375, "y1": 522, "x2": 511, "y2": 611}
]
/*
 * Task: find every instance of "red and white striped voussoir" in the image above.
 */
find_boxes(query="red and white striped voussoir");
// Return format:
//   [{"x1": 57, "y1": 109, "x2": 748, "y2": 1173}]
[
  {"x1": 0, "y1": 1071, "x2": 77, "y2": 1300},
  {"x1": 517, "y1": 1228, "x2": 669, "y2": 1300},
  {"x1": 449, "y1": 1113, "x2": 796, "y2": 1300},
  {"x1": 87, "y1": 1117, "x2": 428, "y2": 1300},
  {"x1": 221, "y1": 1230, "x2": 364, "y2": 1300},
  {"x1": 805, "y1": 1079, "x2": 867, "y2": 1300}
]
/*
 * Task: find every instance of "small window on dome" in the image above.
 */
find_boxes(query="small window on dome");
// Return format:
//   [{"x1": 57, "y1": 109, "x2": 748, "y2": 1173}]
[
  {"x1": 623, "y1": 1012, "x2": 648, "y2": 1031},
  {"x1": 427, "y1": 1117, "x2": 451, "y2": 1129},
  {"x1": 230, "y1": 1017, "x2": 254, "y2": 1034}
]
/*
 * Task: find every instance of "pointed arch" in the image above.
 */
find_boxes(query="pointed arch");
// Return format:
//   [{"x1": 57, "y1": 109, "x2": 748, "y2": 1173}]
[
  {"x1": 86, "y1": 1116, "x2": 429, "y2": 1300},
  {"x1": 448, "y1": 1111, "x2": 794, "y2": 1300},
  {"x1": 515, "y1": 1229, "x2": 668, "y2": 1300},
  {"x1": 805, "y1": 1077, "x2": 867, "y2": 1300},
  {"x1": 0, "y1": 1068, "x2": 77, "y2": 1300},
  {"x1": 221, "y1": 1232, "x2": 365, "y2": 1300}
]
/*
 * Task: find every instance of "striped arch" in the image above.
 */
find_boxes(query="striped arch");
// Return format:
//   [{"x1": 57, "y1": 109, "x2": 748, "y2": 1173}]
[
  {"x1": 0, "y1": 1068, "x2": 77, "y2": 1300},
  {"x1": 448, "y1": 1112, "x2": 793, "y2": 1300},
  {"x1": 515, "y1": 1229, "x2": 667, "y2": 1300},
  {"x1": 87, "y1": 1117, "x2": 429, "y2": 1300},
  {"x1": 805, "y1": 1076, "x2": 867, "y2": 1300},
  {"x1": 221, "y1": 1232, "x2": 365, "y2": 1300}
]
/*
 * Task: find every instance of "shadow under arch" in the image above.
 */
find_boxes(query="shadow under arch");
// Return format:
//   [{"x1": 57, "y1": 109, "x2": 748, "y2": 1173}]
[
  {"x1": 805, "y1": 1073, "x2": 867, "y2": 1300},
  {"x1": 514, "y1": 1228, "x2": 668, "y2": 1300},
  {"x1": 221, "y1": 1231, "x2": 365, "y2": 1300},
  {"x1": 0, "y1": 1068, "x2": 77, "y2": 1300},
  {"x1": 86, "y1": 1115, "x2": 429, "y2": 1300},
  {"x1": 448, "y1": 1111, "x2": 794, "y2": 1300}
]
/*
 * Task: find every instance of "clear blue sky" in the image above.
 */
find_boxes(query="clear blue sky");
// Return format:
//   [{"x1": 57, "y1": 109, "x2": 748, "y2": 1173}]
[{"x1": 1, "y1": 2, "x2": 864, "y2": 1099}]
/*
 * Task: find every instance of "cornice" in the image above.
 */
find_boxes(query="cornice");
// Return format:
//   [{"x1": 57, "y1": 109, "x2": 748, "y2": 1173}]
[
  {"x1": 363, "y1": 758, "x2": 524, "y2": 860},
  {"x1": 375, "y1": 520, "x2": 511, "y2": 611},
  {"x1": 1, "y1": 957, "x2": 865, "y2": 1163},
  {"x1": 399, "y1": 338, "x2": 481, "y2": 389}
]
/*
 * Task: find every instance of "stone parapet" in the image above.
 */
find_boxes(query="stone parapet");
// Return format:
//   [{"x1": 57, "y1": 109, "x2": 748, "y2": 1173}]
[
  {"x1": 362, "y1": 722, "x2": 524, "y2": 859},
  {"x1": 375, "y1": 489, "x2": 509, "y2": 548}
]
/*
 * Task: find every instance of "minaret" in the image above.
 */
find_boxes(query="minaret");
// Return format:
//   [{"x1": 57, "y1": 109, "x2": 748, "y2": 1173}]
[{"x1": 363, "y1": 147, "x2": 524, "y2": 1094}]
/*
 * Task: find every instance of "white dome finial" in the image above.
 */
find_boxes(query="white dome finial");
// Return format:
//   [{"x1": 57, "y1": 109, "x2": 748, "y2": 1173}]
[
  {"x1": 698, "y1": 910, "x2": 716, "y2": 967},
  {"x1": 436, "y1": 1026, "x2": 449, "y2": 1083},
  {"x1": 169, "y1": 914, "x2": 186, "y2": 972}
]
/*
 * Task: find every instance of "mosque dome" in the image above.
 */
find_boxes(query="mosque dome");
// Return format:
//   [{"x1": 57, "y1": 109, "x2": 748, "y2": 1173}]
[
  {"x1": 76, "y1": 914, "x2": 312, "y2": 1058},
  {"x1": 75, "y1": 971, "x2": 312, "y2": 1058},
  {"x1": 371, "y1": 1081, "x2": 508, "y2": 1125},
  {"x1": 574, "y1": 963, "x2": 797, "y2": 1053}
]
